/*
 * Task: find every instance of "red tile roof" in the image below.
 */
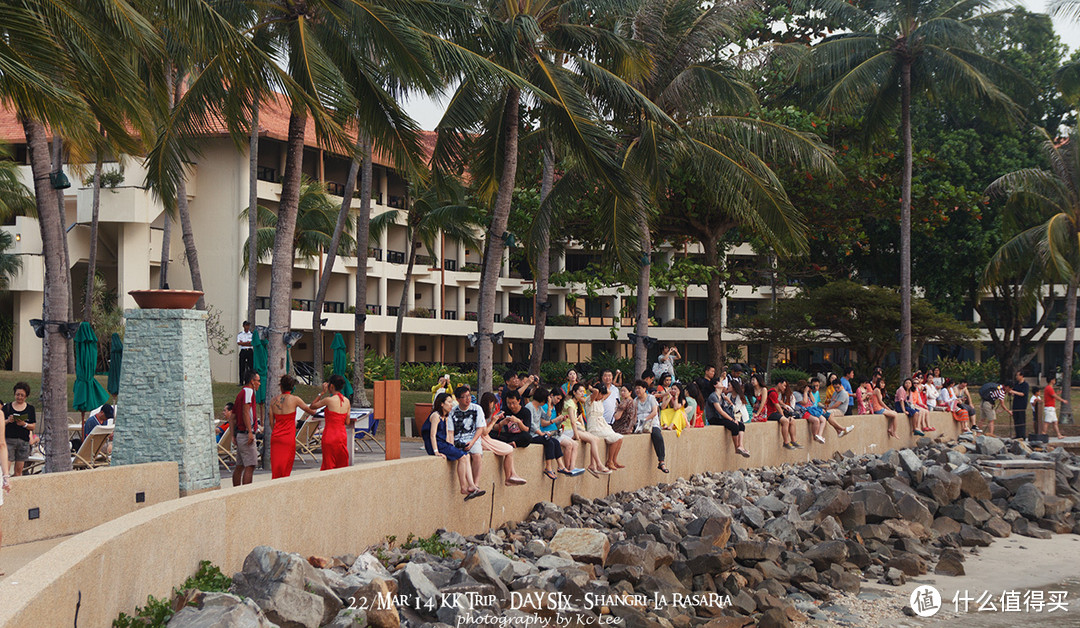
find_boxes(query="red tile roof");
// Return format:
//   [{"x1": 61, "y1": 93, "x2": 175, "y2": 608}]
[{"x1": 0, "y1": 91, "x2": 436, "y2": 172}]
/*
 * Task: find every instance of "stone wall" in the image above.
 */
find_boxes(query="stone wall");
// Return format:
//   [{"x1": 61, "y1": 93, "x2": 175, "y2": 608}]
[
  {"x1": 0, "y1": 413, "x2": 962, "y2": 628},
  {"x1": 112, "y1": 308, "x2": 218, "y2": 494}
]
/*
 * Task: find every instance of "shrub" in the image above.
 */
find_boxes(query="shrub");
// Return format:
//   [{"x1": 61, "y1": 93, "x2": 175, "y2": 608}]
[
  {"x1": 662, "y1": 318, "x2": 686, "y2": 328},
  {"x1": 545, "y1": 314, "x2": 577, "y2": 326},
  {"x1": 113, "y1": 561, "x2": 230, "y2": 628},
  {"x1": 539, "y1": 361, "x2": 577, "y2": 386},
  {"x1": 933, "y1": 357, "x2": 1000, "y2": 386},
  {"x1": 674, "y1": 361, "x2": 704, "y2": 384},
  {"x1": 407, "y1": 307, "x2": 432, "y2": 319},
  {"x1": 502, "y1": 313, "x2": 524, "y2": 324},
  {"x1": 769, "y1": 367, "x2": 810, "y2": 385},
  {"x1": 584, "y1": 353, "x2": 634, "y2": 382}
]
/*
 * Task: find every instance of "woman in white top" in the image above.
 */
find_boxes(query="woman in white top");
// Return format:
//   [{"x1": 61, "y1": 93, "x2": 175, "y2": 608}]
[
  {"x1": 937, "y1": 379, "x2": 957, "y2": 411},
  {"x1": 564, "y1": 383, "x2": 611, "y2": 477},
  {"x1": 586, "y1": 380, "x2": 624, "y2": 469}
]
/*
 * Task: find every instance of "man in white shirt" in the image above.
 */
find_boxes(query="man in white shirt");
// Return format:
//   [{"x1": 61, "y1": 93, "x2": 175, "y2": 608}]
[
  {"x1": 448, "y1": 386, "x2": 486, "y2": 498},
  {"x1": 600, "y1": 368, "x2": 622, "y2": 424},
  {"x1": 237, "y1": 321, "x2": 253, "y2": 386}
]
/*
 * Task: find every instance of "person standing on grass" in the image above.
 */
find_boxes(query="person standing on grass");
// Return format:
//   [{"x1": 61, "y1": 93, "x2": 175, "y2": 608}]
[
  {"x1": 1042, "y1": 375, "x2": 1067, "y2": 439},
  {"x1": 3, "y1": 382, "x2": 35, "y2": 477},
  {"x1": 1006, "y1": 370, "x2": 1030, "y2": 439},
  {"x1": 237, "y1": 321, "x2": 253, "y2": 386},
  {"x1": 231, "y1": 371, "x2": 261, "y2": 486}
]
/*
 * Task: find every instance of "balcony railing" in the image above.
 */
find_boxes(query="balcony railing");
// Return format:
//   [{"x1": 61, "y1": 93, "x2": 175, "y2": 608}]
[
  {"x1": 256, "y1": 166, "x2": 278, "y2": 183},
  {"x1": 368, "y1": 247, "x2": 382, "y2": 261},
  {"x1": 386, "y1": 250, "x2": 406, "y2": 265},
  {"x1": 416, "y1": 254, "x2": 435, "y2": 267},
  {"x1": 388, "y1": 195, "x2": 406, "y2": 209},
  {"x1": 388, "y1": 306, "x2": 400, "y2": 317},
  {"x1": 255, "y1": 296, "x2": 270, "y2": 310},
  {"x1": 444, "y1": 259, "x2": 457, "y2": 271},
  {"x1": 493, "y1": 313, "x2": 501, "y2": 323},
  {"x1": 443, "y1": 310, "x2": 457, "y2": 320},
  {"x1": 326, "y1": 181, "x2": 346, "y2": 197},
  {"x1": 465, "y1": 311, "x2": 477, "y2": 321},
  {"x1": 366, "y1": 304, "x2": 381, "y2": 315}
]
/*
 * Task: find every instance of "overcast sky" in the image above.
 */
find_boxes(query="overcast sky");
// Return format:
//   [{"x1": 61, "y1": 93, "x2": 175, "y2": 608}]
[{"x1": 403, "y1": 2, "x2": 1080, "y2": 131}]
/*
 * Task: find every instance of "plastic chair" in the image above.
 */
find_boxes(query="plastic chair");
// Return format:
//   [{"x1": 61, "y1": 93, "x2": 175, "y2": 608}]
[
  {"x1": 217, "y1": 425, "x2": 236, "y2": 469},
  {"x1": 353, "y1": 410, "x2": 383, "y2": 452}
]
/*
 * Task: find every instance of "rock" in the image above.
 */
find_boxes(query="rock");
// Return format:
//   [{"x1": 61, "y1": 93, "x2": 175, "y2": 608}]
[
  {"x1": 807, "y1": 487, "x2": 852, "y2": 521},
  {"x1": 1012, "y1": 517, "x2": 1053, "y2": 539},
  {"x1": 958, "y1": 524, "x2": 993, "y2": 547},
  {"x1": 957, "y1": 467, "x2": 992, "y2": 500},
  {"x1": 398, "y1": 562, "x2": 442, "y2": 611},
  {"x1": 323, "y1": 608, "x2": 368, "y2": 628},
  {"x1": 351, "y1": 578, "x2": 398, "y2": 628},
  {"x1": 739, "y1": 504, "x2": 766, "y2": 529},
  {"x1": 866, "y1": 459, "x2": 897, "y2": 480},
  {"x1": 733, "y1": 541, "x2": 781, "y2": 565},
  {"x1": 932, "y1": 516, "x2": 962, "y2": 535},
  {"x1": 1043, "y1": 494, "x2": 1073, "y2": 517},
  {"x1": 935, "y1": 552, "x2": 965, "y2": 577},
  {"x1": 803, "y1": 540, "x2": 848, "y2": 572},
  {"x1": 822, "y1": 564, "x2": 861, "y2": 594},
  {"x1": 729, "y1": 590, "x2": 757, "y2": 614},
  {"x1": 761, "y1": 515, "x2": 800, "y2": 544},
  {"x1": 1011, "y1": 484, "x2": 1046, "y2": 519},
  {"x1": 895, "y1": 494, "x2": 933, "y2": 530},
  {"x1": 982, "y1": 515, "x2": 1012, "y2": 538},
  {"x1": 975, "y1": 435, "x2": 1006, "y2": 455},
  {"x1": 844, "y1": 540, "x2": 871, "y2": 569},
  {"x1": 838, "y1": 501, "x2": 866, "y2": 530},
  {"x1": 995, "y1": 473, "x2": 1036, "y2": 495},
  {"x1": 692, "y1": 497, "x2": 734, "y2": 520},
  {"x1": 898, "y1": 450, "x2": 924, "y2": 478},
  {"x1": 231, "y1": 546, "x2": 342, "y2": 628},
  {"x1": 534, "y1": 554, "x2": 576, "y2": 570},
  {"x1": 548, "y1": 528, "x2": 610, "y2": 565},
  {"x1": 757, "y1": 607, "x2": 793, "y2": 628},
  {"x1": 755, "y1": 495, "x2": 787, "y2": 514},
  {"x1": 923, "y1": 467, "x2": 963, "y2": 504},
  {"x1": 880, "y1": 567, "x2": 906, "y2": 586},
  {"x1": 606, "y1": 564, "x2": 645, "y2": 585},
  {"x1": 939, "y1": 498, "x2": 991, "y2": 526},
  {"x1": 166, "y1": 592, "x2": 274, "y2": 628},
  {"x1": 851, "y1": 489, "x2": 899, "y2": 523},
  {"x1": 886, "y1": 552, "x2": 926, "y2": 577},
  {"x1": 460, "y1": 548, "x2": 511, "y2": 602}
]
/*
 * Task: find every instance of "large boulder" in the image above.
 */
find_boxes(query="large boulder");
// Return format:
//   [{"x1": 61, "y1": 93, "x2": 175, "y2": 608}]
[
  {"x1": 548, "y1": 528, "x2": 610, "y2": 565},
  {"x1": 898, "y1": 450, "x2": 924, "y2": 479},
  {"x1": 975, "y1": 435, "x2": 1006, "y2": 456},
  {"x1": 460, "y1": 548, "x2": 511, "y2": 602},
  {"x1": 802, "y1": 540, "x2": 848, "y2": 572},
  {"x1": 895, "y1": 494, "x2": 933, "y2": 530},
  {"x1": 1010, "y1": 484, "x2": 1045, "y2": 519},
  {"x1": 166, "y1": 592, "x2": 274, "y2": 628},
  {"x1": 956, "y1": 467, "x2": 992, "y2": 500},
  {"x1": 851, "y1": 489, "x2": 899, "y2": 523},
  {"x1": 806, "y1": 487, "x2": 852, "y2": 522},
  {"x1": 231, "y1": 546, "x2": 342, "y2": 628}
]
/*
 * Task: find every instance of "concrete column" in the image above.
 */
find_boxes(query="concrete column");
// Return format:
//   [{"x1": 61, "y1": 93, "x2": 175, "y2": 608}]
[
  {"x1": 378, "y1": 225, "x2": 388, "y2": 257},
  {"x1": 661, "y1": 295, "x2": 675, "y2": 324},
  {"x1": 378, "y1": 332, "x2": 388, "y2": 355},
  {"x1": 435, "y1": 333, "x2": 443, "y2": 363},
  {"x1": 407, "y1": 335, "x2": 416, "y2": 362},
  {"x1": 501, "y1": 247, "x2": 510, "y2": 278},
  {"x1": 379, "y1": 169, "x2": 388, "y2": 205},
  {"x1": 346, "y1": 269, "x2": 356, "y2": 307},
  {"x1": 459, "y1": 337, "x2": 467, "y2": 363},
  {"x1": 500, "y1": 290, "x2": 510, "y2": 319},
  {"x1": 721, "y1": 296, "x2": 729, "y2": 328},
  {"x1": 555, "y1": 293, "x2": 566, "y2": 315},
  {"x1": 378, "y1": 276, "x2": 388, "y2": 312},
  {"x1": 456, "y1": 287, "x2": 465, "y2": 320},
  {"x1": 406, "y1": 281, "x2": 416, "y2": 313},
  {"x1": 456, "y1": 240, "x2": 465, "y2": 266},
  {"x1": 12, "y1": 291, "x2": 43, "y2": 372},
  {"x1": 434, "y1": 279, "x2": 442, "y2": 317},
  {"x1": 118, "y1": 223, "x2": 151, "y2": 309}
]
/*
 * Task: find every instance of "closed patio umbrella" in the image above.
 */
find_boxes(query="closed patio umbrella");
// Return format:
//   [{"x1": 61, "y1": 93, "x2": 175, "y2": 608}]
[
  {"x1": 331, "y1": 333, "x2": 353, "y2": 396},
  {"x1": 73, "y1": 322, "x2": 110, "y2": 412},
  {"x1": 106, "y1": 333, "x2": 123, "y2": 397},
  {"x1": 252, "y1": 330, "x2": 269, "y2": 404}
]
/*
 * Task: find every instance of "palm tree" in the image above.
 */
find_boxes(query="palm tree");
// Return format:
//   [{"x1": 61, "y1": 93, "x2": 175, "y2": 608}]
[
  {"x1": 1, "y1": 0, "x2": 161, "y2": 472},
  {"x1": 242, "y1": 178, "x2": 355, "y2": 280},
  {"x1": 370, "y1": 177, "x2": 481, "y2": 377},
  {"x1": 433, "y1": 0, "x2": 663, "y2": 394},
  {"x1": 797, "y1": 0, "x2": 1022, "y2": 377},
  {"x1": 610, "y1": 0, "x2": 834, "y2": 375},
  {"x1": 984, "y1": 121, "x2": 1080, "y2": 418}
]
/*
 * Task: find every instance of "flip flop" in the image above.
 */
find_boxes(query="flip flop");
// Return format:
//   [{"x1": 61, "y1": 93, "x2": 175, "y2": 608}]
[
  {"x1": 586, "y1": 468, "x2": 600, "y2": 478},
  {"x1": 557, "y1": 468, "x2": 573, "y2": 476},
  {"x1": 658, "y1": 463, "x2": 669, "y2": 473},
  {"x1": 464, "y1": 489, "x2": 486, "y2": 501},
  {"x1": 543, "y1": 469, "x2": 557, "y2": 480}
]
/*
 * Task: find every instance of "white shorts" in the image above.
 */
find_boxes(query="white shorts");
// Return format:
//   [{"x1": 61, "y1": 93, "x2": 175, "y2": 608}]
[{"x1": 1044, "y1": 407, "x2": 1058, "y2": 424}]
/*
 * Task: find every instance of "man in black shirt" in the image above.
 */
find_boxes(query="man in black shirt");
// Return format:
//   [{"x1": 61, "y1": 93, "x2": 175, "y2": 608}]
[
  {"x1": 491, "y1": 390, "x2": 533, "y2": 449},
  {"x1": 3, "y1": 382, "x2": 35, "y2": 476},
  {"x1": 694, "y1": 364, "x2": 716, "y2": 400},
  {"x1": 1007, "y1": 370, "x2": 1030, "y2": 439}
]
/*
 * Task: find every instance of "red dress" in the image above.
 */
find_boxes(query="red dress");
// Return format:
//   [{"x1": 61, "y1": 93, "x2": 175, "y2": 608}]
[
  {"x1": 321, "y1": 393, "x2": 350, "y2": 470},
  {"x1": 270, "y1": 411, "x2": 297, "y2": 479}
]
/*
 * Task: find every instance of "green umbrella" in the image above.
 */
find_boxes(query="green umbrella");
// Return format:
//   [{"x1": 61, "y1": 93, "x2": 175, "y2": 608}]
[
  {"x1": 106, "y1": 333, "x2": 123, "y2": 397},
  {"x1": 252, "y1": 330, "x2": 269, "y2": 404},
  {"x1": 331, "y1": 333, "x2": 353, "y2": 396},
  {"x1": 73, "y1": 322, "x2": 110, "y2": 411}
]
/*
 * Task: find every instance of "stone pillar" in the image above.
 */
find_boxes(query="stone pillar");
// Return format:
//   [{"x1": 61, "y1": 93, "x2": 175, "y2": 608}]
[{"x1": 113, "y1": 308, "x2": 218, "y2": 495}]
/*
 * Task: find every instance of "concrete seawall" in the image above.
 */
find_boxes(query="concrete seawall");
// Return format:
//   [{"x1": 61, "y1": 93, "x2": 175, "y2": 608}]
[{"x1": 0, "y1": 413, "x2": 961, "y2": 627}]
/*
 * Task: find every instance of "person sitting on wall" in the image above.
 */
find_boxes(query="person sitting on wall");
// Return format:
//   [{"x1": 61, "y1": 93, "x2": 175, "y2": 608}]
[
  {"x1": 501, "y1": 370, "x2": 538, "y2": 408},
  {"x1": 477, "y1": 392, "x2": 528, "y2": 486},
  {"x1": 610, "y1": 386, "x2": 637, "y2": 435},
  {"x1": 633, "y1": 380, "x2": 668, "y2": 473},
  {"x1": 539, "y1": 388, "x2": 582, "y2": 475},
  {"x1": 585, "y1": 379, "x2": 624, "y2": 468},
  {"x1": 422, "y1": 392, "x2": 485, "y2": 501},
  {"x1": 766, "y1": 377, "x2": 801, "y2": 450},
  {"x1": 563, "y1": 383, "x2": 611, "y2": 477},
  {"x1": 820, "y1": 375, "x2": 856, "y2": 440},
  {"x1": 704, "y1": 376, "x2": 749, "y2": 457},
  {"x1": 525, "y1": 388, "x2": 567, "y2": 480},
  {"x1": 870, "y1": 377, "x2": 900, "y2": 438},
  {"x1": 640, "y1": 370, "x2": 656, "y2": 395}
]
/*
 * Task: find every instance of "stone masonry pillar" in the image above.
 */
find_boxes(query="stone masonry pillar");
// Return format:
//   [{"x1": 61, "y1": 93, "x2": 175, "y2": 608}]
[{"x1": 113, "y1": 308, "x2": 218, "y2": 495}]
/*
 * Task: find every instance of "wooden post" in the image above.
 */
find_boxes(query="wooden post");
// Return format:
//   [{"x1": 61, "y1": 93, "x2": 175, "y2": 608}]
[{"x1": 377, "y1": 379, "x2": 401, "y2": 460}]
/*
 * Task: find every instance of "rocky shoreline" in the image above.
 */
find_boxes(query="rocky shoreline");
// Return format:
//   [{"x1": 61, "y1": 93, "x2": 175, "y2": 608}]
[{"x1": 166, "y1": 434, "x2": 1080, "y2": 628}]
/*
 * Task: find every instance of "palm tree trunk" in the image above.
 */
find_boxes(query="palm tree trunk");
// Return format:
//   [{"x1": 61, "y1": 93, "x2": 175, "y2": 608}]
[
  {"x1": 24, "y1": 118, "x2": 72, "y2": 472},
  {"x1": 764, "y1": 252, "x2": 777, "y2": 381},
  {"x1": 267, "y1": 112, "x2": 306, "y2": 417},
  {"x1": 247, "y1": 99, "x2": 259, "y2": 326},
  {"x1": 900, "y1": 59, "x2": 913, "y2": 378},
  {"x1": 393, "y1": 231, "x2": 419, "y2": 378},
  {"x1": 312, "y1": 144, "x2": 360, "y2": 386},
  {"x1": 176, "y1": 177, "x2": 204, "y2": 309},
  {"x1": 352, "y1": 136, "x2": 373, "y2": 407},
  {"x1": 51, "y1": 137, "x2": 75, "y2": 375},
  {"x1": 527, "y1": 143, "x2": 555, "y2": 376},
  {"x1": 703, "y1": 236, "x2": 724, "y2": 368},
  {"x1": 634, "y1": 212, "x2": 651, "y2": 379},
  {"x1": 1062, "y1": 273, "x2": 1078, "y2": 424},
  {"x1": 477, "y1": 89, "x2": 521, "y2": 396},
  {"x1": 83, "y1": 152, "x2": 103, "y2": 321}
]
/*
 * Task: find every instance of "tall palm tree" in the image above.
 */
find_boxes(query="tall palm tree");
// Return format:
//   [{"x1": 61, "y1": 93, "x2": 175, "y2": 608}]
[
  {"x1": 797, "y1": 0, "x2": 1022, "y2": 377},
  {"x1": 984, "y1": 122, "x2": 1080, "y2": 417},
  {"x1": 370, "y1": 177, "x2": 481, "y2": 376},
  {"x1": 610, "y1": 0, "x2": 834, "y2": 375},
  {"x1": 2, "y1": 0, "x2": 162, "y2": 472},
  {"x1": 433, "y1": 0, "x2": 664, "y2": 394}
]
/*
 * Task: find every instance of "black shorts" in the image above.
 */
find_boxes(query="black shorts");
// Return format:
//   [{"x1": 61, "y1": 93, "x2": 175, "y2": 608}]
[{"x1": 715, "y1": 417, "x2": 745, "y2": 435}]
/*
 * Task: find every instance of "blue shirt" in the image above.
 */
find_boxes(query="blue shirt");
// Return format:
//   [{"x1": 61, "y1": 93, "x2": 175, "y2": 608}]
[{"x1": 841, "y1": 377, "x2": 854, "y2": 407}]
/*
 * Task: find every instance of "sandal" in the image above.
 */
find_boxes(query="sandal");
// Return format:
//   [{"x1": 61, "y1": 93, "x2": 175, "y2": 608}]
[
  {"x1": 464, "y1": 489, "x2": 486, "y2": 501},
  {"x1": 586, "y1": 468, "x2": 600, "y2": 478},
  {"x1": 543, "y1": 469, "x2": 557, "y2": 480},
  {"x1": 658, "y1": 462, "x2": 669, "y2": 474}
]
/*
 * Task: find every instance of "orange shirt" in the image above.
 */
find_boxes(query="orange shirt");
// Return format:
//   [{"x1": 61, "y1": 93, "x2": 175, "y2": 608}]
[{"x1": 1044, "y1": 385, "x2": 1057, "y2": 408}]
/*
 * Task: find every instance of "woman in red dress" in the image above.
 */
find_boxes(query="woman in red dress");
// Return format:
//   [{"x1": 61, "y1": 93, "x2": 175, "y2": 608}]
[
  {"x1": 310, "y1": 374, "x2": 353, "y2": 470},
  {"x1": 269, "y1": 374, "x2": 319, "y2": 479}
]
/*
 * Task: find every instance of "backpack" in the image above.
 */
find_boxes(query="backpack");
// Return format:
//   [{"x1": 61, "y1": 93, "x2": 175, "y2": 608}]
[{"x1": 979, "y1": 383, "x2": 1000, "y2": 402}]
